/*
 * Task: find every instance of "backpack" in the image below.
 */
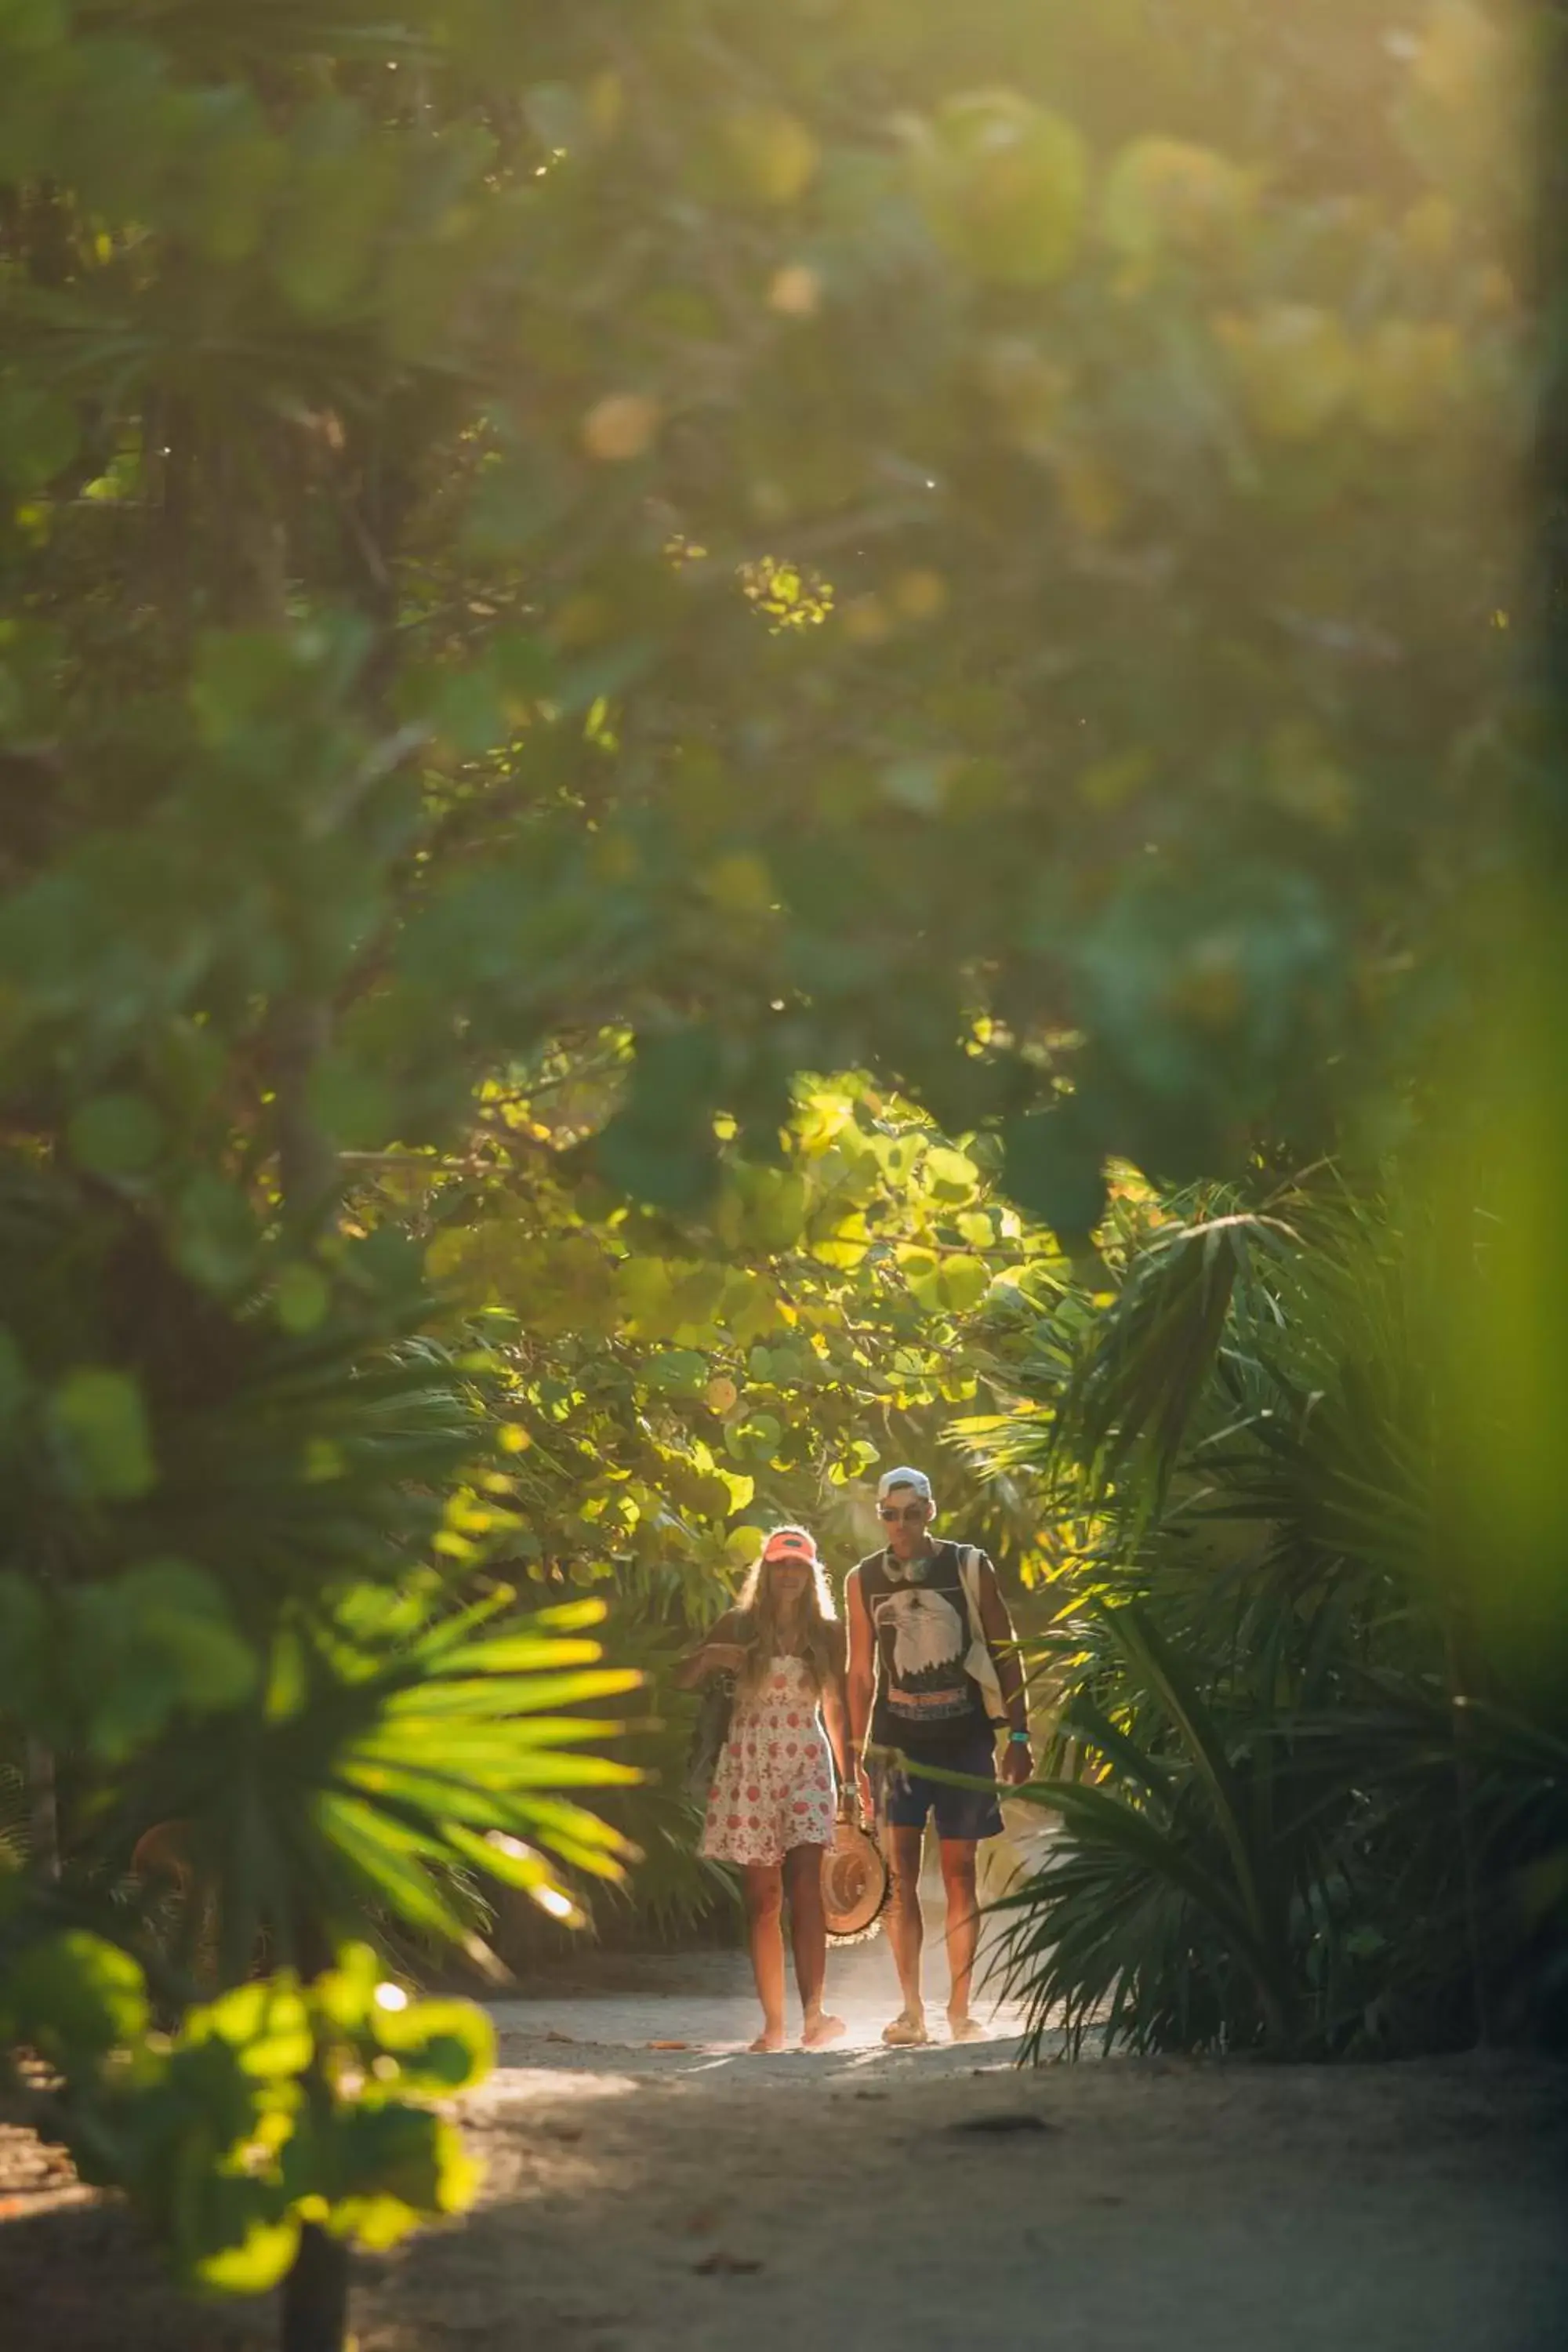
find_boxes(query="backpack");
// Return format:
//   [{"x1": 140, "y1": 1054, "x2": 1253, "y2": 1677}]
[
  {"x1": 682, "y1": 1610, "x2": 753, "y2": 1799},
  {"x1": 684, "y1": 1671, "x2": 737, "y2": 1800}
]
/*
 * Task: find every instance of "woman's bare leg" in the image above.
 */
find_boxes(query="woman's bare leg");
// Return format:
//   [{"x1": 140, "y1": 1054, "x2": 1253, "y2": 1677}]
[
  {"x1": 784, "y1": 1843, "x2": 844, "y2": 2047},
  {"x1": 740, "y1": 1863, "x2": 786, "y2": 2050}
]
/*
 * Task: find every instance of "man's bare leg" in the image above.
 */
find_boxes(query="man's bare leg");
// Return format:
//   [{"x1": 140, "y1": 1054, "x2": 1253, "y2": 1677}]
[
  {"x1": 882, "y1": 1825, "x2": 929, "y2": 2043},
  {"x1": 939, "y1": 1838, "x2": 985, "y2": 2041}
]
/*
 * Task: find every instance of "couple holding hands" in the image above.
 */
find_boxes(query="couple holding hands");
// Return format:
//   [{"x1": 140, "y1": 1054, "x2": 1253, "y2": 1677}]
[{"x1": 674, "y1": 1467, "x2": 1033, "y2": 2053}]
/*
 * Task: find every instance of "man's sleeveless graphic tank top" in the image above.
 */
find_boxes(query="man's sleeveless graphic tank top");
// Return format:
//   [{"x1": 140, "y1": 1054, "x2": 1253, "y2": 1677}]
[{"x1": 855, "y1": 1540, "x2": 985, "y2": 1759}]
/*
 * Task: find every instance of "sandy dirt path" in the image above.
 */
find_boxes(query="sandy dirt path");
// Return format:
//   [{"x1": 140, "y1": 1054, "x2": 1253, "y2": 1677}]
[
  {"x1": 387, "y1": 2047, "x2": 1566, "y2": 2352},
  {"x1": 361, "y1": 1933, "x2": 1567, "y2": 2352},
  {"x1": 2, "y1": 1934, "x2": 1565, "y2": 2351}
]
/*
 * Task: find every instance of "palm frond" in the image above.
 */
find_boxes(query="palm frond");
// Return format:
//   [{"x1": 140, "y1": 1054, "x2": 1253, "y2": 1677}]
[{"x1": 977, "y1": 1176, "x2": 1568, "y2": 2058}]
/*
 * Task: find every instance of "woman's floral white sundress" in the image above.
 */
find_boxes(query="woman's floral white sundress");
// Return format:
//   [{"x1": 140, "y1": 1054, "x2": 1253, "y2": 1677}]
[{"x1": 701, "y1": 1653, "x2": 835, "y2": 1867}]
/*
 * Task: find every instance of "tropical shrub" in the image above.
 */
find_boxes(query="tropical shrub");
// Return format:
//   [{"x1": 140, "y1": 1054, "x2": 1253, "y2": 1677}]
[
  {"x1": 0, "y1": 1093, "x2": 644, "y2": 2346},
  {"x1": 1, "y1": 1933, "x2": 495, "y2": 2293},
  {"x1": 972, "y1": 1185, "x2": 1568, "y2": 2058},
  {"x1": 0, "y1": 1194, "x2": 641, "y2": 2296}
]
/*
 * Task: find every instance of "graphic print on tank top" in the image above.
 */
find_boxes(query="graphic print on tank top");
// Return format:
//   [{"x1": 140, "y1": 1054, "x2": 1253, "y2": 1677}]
[{"x1": 858, "y1": 1541, "x2": 982, "y2": 1745}]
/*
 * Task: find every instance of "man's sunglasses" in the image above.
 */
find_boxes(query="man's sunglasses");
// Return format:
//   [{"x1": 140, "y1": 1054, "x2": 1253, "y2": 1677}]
[{"x1": 878, "y1": 1502, "x2": 927, "y2": 1524}]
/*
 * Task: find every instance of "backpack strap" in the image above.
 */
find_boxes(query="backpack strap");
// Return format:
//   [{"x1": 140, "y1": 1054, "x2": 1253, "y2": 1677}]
[{"x1": 956, "y1": 1545, "x2": 1008, "y2": 1726}]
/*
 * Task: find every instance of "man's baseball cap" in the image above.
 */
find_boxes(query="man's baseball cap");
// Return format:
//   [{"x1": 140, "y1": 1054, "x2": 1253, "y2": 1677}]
[
  {"x1": 761, "y1": 1525, "x2": 820, "y2": 1564},
  {"x1": 877, "y1": 1466, "x2": 933, "y2": 1503}
]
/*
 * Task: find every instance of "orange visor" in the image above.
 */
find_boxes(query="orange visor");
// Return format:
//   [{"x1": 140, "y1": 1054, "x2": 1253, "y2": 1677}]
[{"x1": 761, "y1": 1526, "x2": 818, "y2": 1566}]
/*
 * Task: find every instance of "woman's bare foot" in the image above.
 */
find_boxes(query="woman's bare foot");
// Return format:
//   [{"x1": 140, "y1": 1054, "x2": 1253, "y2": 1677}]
[
  {"x1": 749, "y1": 2025, "x2": 787, "y2": 2053},
  {"x1": 801, "y1": 2009, "x2": 846, "y2": 2050},
  {"x1": 880, "y1": 2009, "x2": 929, "y2": 2047},
  {"x1": 947, "y1": 2011, "x2": 987, "y2": 2044}
]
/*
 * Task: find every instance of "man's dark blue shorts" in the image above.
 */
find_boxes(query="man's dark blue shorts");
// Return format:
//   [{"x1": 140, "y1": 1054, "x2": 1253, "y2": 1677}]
[{"x1": 880, "y1": 1724, "x2": 1004, "y2": 1842}]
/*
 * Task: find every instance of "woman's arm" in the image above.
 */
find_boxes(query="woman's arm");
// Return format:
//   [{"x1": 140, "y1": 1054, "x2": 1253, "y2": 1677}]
[{"x1": 670, "y1": 1609, "x2": 750, "y2": 1690}]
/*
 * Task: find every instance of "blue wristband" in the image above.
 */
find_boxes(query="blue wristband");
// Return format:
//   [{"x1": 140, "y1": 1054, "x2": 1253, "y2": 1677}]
[{"x1": 1008, "y1": 1730, "x2": 1030, "y2": 1744}]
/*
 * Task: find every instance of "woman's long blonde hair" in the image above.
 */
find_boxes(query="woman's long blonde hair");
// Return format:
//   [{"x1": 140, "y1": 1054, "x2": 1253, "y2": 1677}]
[{"x1": 735, "y1": 1526, "x2": 839, "y2": 1693}]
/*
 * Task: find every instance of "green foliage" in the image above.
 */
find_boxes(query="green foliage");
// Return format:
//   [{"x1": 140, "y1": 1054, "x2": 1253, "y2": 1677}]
[
  {"x1": 0, "y1": 0, "x2": 1544, "y2": 2326},
  {"x1": 82, "y1": 1586, "x2": 640, "y2": 1973},
  {"x1": 0, "y1": 1929, "x2": 490, "y2": 2290},
  {"x1": 402, "y1": 1072, "x2": 1077, "y2": 1603},
  {"x1": 0, "y1": 0, "x2": 1530, "y2": 1227},
  {"x1": 976, "y1": 1182, "x2": 1568, "y2": 2057},
  {"x1": 0, "y1": 1556, "x2": 638, "y2": 2299},
  {"x1": 0, "y1": 1557, "x2": 256, "y2": 1762},
  {"x1": 0, "y1": 1142, "x2": 641, "y2": 2308}
]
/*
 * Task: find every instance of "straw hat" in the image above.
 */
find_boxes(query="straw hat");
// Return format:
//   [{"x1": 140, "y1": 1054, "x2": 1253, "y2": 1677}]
[{"x1": 822, "y1": 1813, "x2": 890, "y2": 1943}]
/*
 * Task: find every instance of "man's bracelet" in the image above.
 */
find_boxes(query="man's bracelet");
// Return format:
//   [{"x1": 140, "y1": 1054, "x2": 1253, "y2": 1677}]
[{"x1": 1007, "y1": 1729, "x2": 1031, "y2": 1744}]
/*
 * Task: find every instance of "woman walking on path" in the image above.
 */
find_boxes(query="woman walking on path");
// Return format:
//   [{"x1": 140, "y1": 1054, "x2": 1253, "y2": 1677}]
[{"x1": 677, "y1": 1526, "x2": 851, "y2": 2052}]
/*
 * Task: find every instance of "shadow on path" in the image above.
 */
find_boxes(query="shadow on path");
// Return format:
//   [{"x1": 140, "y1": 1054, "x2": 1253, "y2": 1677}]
[
  {"x1": 3, "y1": 1919, "x2": 1564, "y2": 2352},
  {"x1": 364, "y1": 2049, "x2": 1568, "y2": 2352}
]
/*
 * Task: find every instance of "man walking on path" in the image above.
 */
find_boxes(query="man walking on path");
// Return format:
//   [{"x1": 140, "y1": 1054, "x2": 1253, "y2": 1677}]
[{"x1": 845, "y1": 1466, "x2": 1033, "y2": 2045}]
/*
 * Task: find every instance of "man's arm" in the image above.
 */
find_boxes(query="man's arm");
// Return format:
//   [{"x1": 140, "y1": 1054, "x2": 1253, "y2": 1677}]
[
  {"x1": 844, "y1": 1566, "x2": 877, "y2": 1816},
  {"x1": 976, "y1": 1555, "x2": 1034, "y2": 1784},
  {"x1": 818, "y1": 1666, "x2": 852, "y2": 1798}
]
